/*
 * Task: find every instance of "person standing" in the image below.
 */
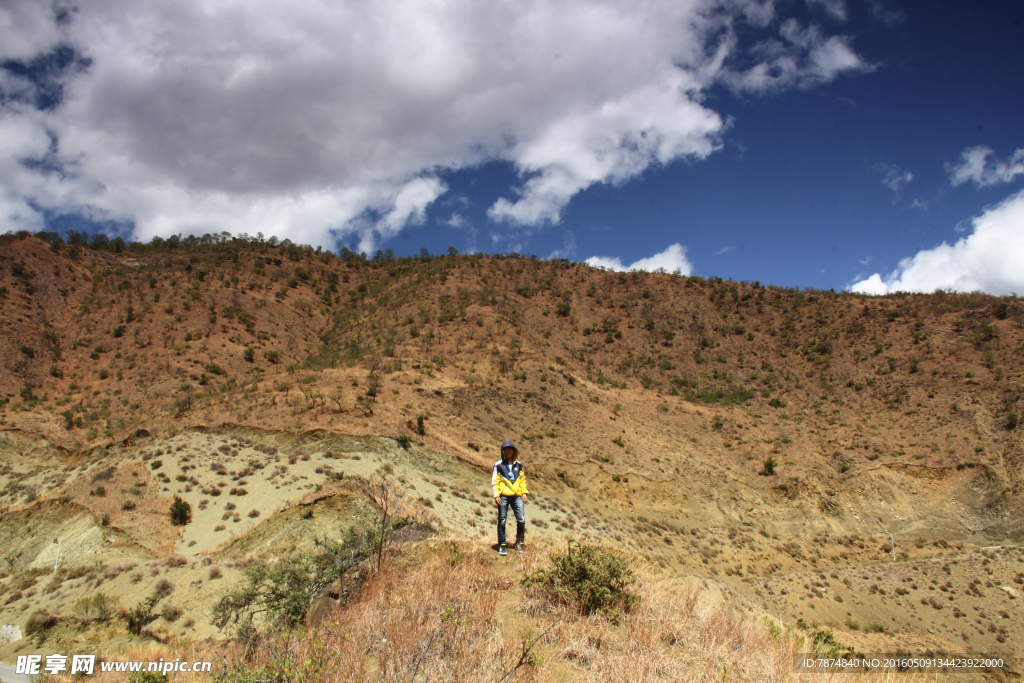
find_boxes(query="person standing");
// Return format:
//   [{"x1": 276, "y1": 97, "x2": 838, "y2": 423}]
[{"x1": 492, "y1": 440, "x2": 528, "y2": 555}]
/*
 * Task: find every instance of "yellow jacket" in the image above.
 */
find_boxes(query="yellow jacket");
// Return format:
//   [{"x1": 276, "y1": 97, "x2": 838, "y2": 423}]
[{"x1": 492, "y1": 458, "x2": 528, "y2": 497}]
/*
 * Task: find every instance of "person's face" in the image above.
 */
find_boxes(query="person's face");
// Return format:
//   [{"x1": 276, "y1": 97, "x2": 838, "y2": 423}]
[{"x1": 503, "y1": 447, "x2": 514, "y2": 459}]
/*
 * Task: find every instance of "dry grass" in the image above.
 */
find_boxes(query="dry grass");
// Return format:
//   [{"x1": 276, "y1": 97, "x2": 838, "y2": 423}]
[
  {"x1": 202, "y1": 553, "x2": 545, "y2": 683},
  {"x1": 84, "y1": 547, "x2": 918, "y2": 683}
]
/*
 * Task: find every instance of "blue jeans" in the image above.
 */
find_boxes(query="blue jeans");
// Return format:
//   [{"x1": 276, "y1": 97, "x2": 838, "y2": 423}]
[{"x1": 497, "y1": 495, "x2": 525, "y2": 545}]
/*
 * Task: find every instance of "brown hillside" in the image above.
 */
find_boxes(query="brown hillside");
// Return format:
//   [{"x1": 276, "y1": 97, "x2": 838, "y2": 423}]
[{"x1": 1, "y1": 233, "x2": 1022, "y2": 677}]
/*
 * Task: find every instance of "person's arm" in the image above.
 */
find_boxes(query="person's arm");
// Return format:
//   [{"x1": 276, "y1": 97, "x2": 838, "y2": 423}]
[
  {"x1": 492, "y1": 462, "x2": 501, "y2": 505},
  {"x1": 521, "y1": 469, "x2": 528, "y2": 503}
]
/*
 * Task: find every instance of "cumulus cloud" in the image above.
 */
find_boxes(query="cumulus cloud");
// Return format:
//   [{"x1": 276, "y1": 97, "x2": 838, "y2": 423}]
[
  {"x1": 1, "y1": 0, "x2": 871, "y2": 248},
  {"x1": 850, "y1": 188, "x2": 1024, "y2": 295},
  {"x1": 947, "y1": 145, "x2": 1024, "y2": 188},
  {"x1": 585, "y1": 243, "x2": 693, "y2": 274}
]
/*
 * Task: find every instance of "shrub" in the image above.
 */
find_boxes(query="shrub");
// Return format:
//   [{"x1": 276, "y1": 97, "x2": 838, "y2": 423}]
[
  {"x1": 154, "y1": 579, "x2": 175, "y2": 597},
  {"x1": 122, "y1": 500, "x2": 137, "y2": 511},
  {"x1": 161, "y1": 605, "x2": 183, "y2": 622},
  {"x1": 396, "y1": 434, "x2": 412, "y2": 450},
  {"x1": 521, "y1": 541, "x2": 638, "y2": 616},
  {"x1": 73, "y1": 593, "x2": 117, "y2": 623},
  {"x1": 126, "y1": 595, "x2": 159, "y2": 635},
  {"x1": 112, "y1": 325, "x2": 126, "y2": 338},
  {"x1": 169, "y1": 495, "x2": 192, "y2": 525},
  {"x1": 212, "y1": 526, "x2": 377, "y2": 636},
  {"x1": 243, "y1": 347, "x2": 255, "y2": 362},
  {"x1": 263, "y1": 350, "x2": 280, "y2": 363},
  {"x1": 1008, "y1": 411, "x2": 1019, "y2": 431},
  {"x1": 762, "y1": 456, "x2": 777, "y2": 476},
  {"x1": 25, "y1": 609, "x2": 58, "y2": 637}
]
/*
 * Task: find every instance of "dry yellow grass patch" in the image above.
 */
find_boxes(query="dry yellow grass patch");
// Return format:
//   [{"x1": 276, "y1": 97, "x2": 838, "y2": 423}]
[{"x1": 85, "y1": 544, "x2": 920, "y2": 683}]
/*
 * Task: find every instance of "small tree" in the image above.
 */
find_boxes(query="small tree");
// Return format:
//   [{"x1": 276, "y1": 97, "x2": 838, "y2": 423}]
[
  {"x1": 762, "y1": 456, "x2": 777, "y2": 476},
  {"x1": 169, "y1": 495, "x2": 192, "y2": 525},
  {"x1": 243, "y1": 346, "x2": 255, "y2": 362},
  {"x1": 366, "y1": 467, "x2": 402, "y2": 572},
  {"x1": 328, "y1": 387, "x2": 346, "y2": 412}
]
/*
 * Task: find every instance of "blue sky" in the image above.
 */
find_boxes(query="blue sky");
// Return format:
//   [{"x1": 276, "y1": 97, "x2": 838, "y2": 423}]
[{"x1": 2, "y1": 0, "x2": 1022, "y2": 293}]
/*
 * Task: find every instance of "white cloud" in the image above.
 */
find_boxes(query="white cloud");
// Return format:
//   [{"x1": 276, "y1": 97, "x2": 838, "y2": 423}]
[
  {"x1": 0, "y1": 0, "x2": 64, "y2": 61},
  {"x1": 850, "y1": 188, "x2": 1024, "y2": 295},
  {"x1": 722, "y1": 19, "x2": 872, "y2": 94},
  {"x1": 375, "y1": 177, "x2": 447, "y2": 242},
  {"x1": 850, "y1": 273, "x2": 888, "y2": 295},
  {"x1": 2, "y1": 0, "x2": 870, "y2": 246},
  {"x1": 714, "y1": 245, "x2": 733, "y2": 256},
  {"x1": 585, "y1": 243, "x2": 693, "y2": 274},
  {"x1": 947, "y1": 145, "x2": 1024, "y2": 188},
  {"x1": 876, "y1": 163, "x2": 913, "y2": 194},
  {"x1": 445, "y1": 213, "x2": 468, "y2": 229}
]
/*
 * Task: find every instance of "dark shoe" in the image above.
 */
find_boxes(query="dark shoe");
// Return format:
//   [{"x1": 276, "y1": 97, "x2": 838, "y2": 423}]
[{"x1": 498, "y1": 543, "x2": 507, "y2": 556}]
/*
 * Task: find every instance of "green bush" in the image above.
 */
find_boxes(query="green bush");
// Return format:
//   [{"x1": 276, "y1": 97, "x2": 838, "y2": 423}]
[
  {"x1": 1008, "y1": 411, "x2": 1019, "y2": 431},
  {"x1": 126, "y1": 595, "x2": 159, "y2": 635},
  {"x1": 243, "y1": 347, "x2": 255, "y2": 362},
  {"x1": 762, "y1": 456, "x2": 777, "y2": 476},
  {"x1": 169, "y1": 495, "x2": 192, "y2": 525},
  {"x1": 396, "y1": 434, "x2": 412, "y2": 450},
  {"x1": 212, "y1": 526, "x2": 377, "y2": 637},
  {"x1": 521, "y1": 541, "x2": 638, "y2": 616}
]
